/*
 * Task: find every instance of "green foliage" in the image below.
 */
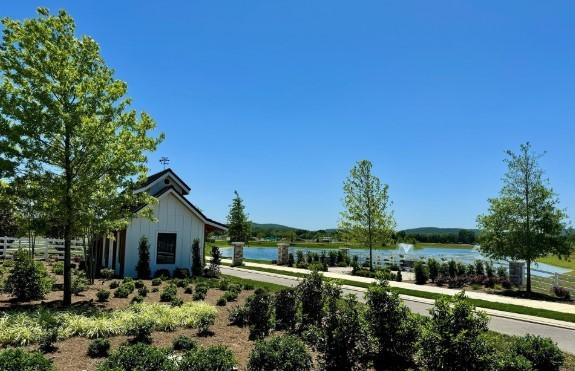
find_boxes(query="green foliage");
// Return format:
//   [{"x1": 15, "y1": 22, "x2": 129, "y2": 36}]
[
  {"x1": 52, "y1": 262, "x2": 64, "y2": 275},
  {"x1": 135, "y1": 279, "x2": 145, "y2": 289},
  {"x1": 227, "y1": 191, "x2": 251, "y2": 243},
  {"x1": 478, "y1": 143, "x2": 572, "y2": 292},
  {"x1": 96, "y1": 289, "x2": 110, "y2": 302},
  {"x1": 0, "y1": 8, "x2": 163, "y2": 306},
  {"x1": 417, "y1": 293, "x2": 492, "y2": 370},
  {"x1": 228, "y1": 305, "x2": 249, "y2": 327},
  {"x1": 100, "y1": 268, "x2": 114, "y2": 280},
  {"x1": 297, "y1": 270, "x2": 324, "y2": 328},
  {"x1": 5, "y1": 249, "x2": 52, "y2": 301},
  {"x1": 512, "y1": 335, "x2": 564, "y2": 371},
  {"x1": 339, "y1": 160, "x2": 395, "y2": 270},
  {"x1": 72, "y1": 271, "x2": 88, "y2": 295},
  {"x1": 247, "y1": 335, "x2": 313, "y2": 371},
  {"x1": 192, "y1": 239, "x2": 203, "y2": 276},
  {"x1": 151, "y1": 278, "x2": 162, "y2": 286},
  {"x1": 414, "y1": 261, "x2": 429, "y2": 285},
  {"x1": 173, "y1": 268, "x2": 190, "y2": 279},
  {"x1": 216, "y1": 297, "x2": 227, "y2": 306},
  {"x1": 160, "y1": 284, "x2": 178, "y2": 302},
  {"x1": 366, "y1": 279, "x2": 420, "y2": 370},
  {"x1": 173, "y1": 335, "x2": 197, "y2": 351},
  {"x1": 87, "y1": 338, "x2": 110, "y2": 358},
  {"x1": 193, "y1": 284, "x2": 208, "y2": 301},
  {"x1": 0, "y1": 348, "x2": 55, "y2": 371},
  {"x1": 114, "y1": 284, "x2": 132, "y2": 298},
  {"x1": 109, "y1": 280, "x2": 119, "y2": 289},
  {"x1": 131, "y1": 295, "x2": 144, "y2": 304},
  {"x1": 247, "y1": 291, "x2": 274, "y2": 340},
  {"x1": 184, "y1": 286, "x2": 193, "y2": 294},
  {"x1": 138, "y1": 286, "x2": 148, "y2": 297},
  {"x1": 208, "y1": 245, "x2": 222, "y2": 277},
  {"x1": 95, "y1": 343, "x2": 175, "y2": 371},
  {"x1": 127, "y1": 319, "x2": 153, "y2": 343},
  {"x1": 179, "y1": 345, "x2": 236, "y2": 371},
  {"x1": 136, "y1": 236, "x2": 151, "y2": 279},
  {"x1": 274, "y1": 288, "x2": 297, "y2": 331}
]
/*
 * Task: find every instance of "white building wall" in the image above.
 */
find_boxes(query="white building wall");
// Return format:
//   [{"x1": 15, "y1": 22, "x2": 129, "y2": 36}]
[{"x1": 124, "y1": 192, "x2": 204, "y2": 277}]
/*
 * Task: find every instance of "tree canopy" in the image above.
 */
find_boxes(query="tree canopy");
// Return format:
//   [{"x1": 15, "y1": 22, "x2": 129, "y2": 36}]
[
  {"x1": 227, "y1": 191, "x2": 250, "y2": 243},
  {"x1": 0, "y1": 8, "x2": 162, "y2": 305},
  {"x1": 477, "y1": 143, "x2": 572, "y2": 293}
]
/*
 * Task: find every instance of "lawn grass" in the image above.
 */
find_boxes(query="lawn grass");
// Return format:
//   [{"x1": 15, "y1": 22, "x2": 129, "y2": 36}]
[
  {"x1": 538, "y1": 254, "x2": 575, "y2": 273},
  {"x1": 225, "y1": 263, "x2": 575, "y2": 323}
]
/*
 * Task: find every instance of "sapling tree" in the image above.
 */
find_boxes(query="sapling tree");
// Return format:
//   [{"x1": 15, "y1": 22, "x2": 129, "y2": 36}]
[
  {"x1": 0, "y1": 9, "x2": 162, "y2": 305},
  {"x1": 227, "y1": 191, "x2": 251, "y2": 243},
  {"x1": 136, "y1": 236, "x2": 151, "y2": 279}
]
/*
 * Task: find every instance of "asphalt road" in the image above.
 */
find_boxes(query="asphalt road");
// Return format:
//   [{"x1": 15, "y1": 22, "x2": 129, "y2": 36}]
[{"x1": 221, "y1": 266, "x2": 575, "y2": 353}]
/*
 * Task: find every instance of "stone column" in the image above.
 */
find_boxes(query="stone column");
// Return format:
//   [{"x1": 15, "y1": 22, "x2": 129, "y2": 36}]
[
  {"x1": 231, "y1": 242, "x2": 244, "y2": 266},
  {"x1": 509, "y1": 261, "x2": 525, "y2": 287},
  {"x1": 277, "y1": 243, "x2": 289, "y2": 265}
]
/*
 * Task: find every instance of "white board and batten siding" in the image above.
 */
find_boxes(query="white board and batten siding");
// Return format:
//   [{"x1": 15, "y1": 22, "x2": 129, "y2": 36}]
[{"x1": 124, "y1": 192, "x2": 205, "y2": 277}]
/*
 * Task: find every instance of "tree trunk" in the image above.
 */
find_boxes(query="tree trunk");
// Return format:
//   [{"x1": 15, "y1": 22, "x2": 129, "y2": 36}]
[
  {"x1": 63, "y1": 128, "x2": 72, "y2": 307},
  {"x1": 526, "y1": 259, "x2": 532, "y2": 294}
]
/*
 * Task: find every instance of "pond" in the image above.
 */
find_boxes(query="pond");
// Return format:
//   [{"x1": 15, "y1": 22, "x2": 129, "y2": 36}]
[{"x1": 219, "y1": 245, "x2": 571, "y2": 278}]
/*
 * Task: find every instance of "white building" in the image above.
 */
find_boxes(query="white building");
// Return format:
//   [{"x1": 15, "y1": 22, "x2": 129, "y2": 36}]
[{"x1": 97, "y1": 169, "x2": 227, "y2": 277}]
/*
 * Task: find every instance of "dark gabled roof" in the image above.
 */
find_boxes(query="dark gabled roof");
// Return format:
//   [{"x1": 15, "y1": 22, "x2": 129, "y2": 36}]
[
  {"x1": 134, "y1": 185, "x2": 227, "y2": 231},
  {"x1": 137, "y1": 168, "x2": 191, "y2": 192}
]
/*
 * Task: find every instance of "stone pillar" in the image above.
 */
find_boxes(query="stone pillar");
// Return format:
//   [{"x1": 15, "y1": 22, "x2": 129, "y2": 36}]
[
  {"x1": 509, "y1": 261, "x2": 525, "y2": 287},
  {"x1": 277, "y1": 243, "x2": 289, "y2": 265},
  {"x1": 232, "y1": 242, "x2": 244, "y2": 266}
]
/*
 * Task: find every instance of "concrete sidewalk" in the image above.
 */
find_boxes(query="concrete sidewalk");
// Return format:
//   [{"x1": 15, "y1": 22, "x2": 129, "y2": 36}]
[{"x1": 221, "y1": 258, "x2": 575, "y2": 315}]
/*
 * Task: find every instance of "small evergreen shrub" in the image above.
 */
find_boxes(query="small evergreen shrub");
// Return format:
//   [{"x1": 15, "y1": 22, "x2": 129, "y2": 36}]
[
  {"x1": 297, "y1": 270, "x2": 324, "y2": 328},
  {"x1": 5, "y1": 249, "x2": 53, "y2": 301},
  {"x1": 553, "y1": 286, "x2": 571, "y2": 300},
  {"x1": 131, "y1": 295, "x2": 145, "y2": 304},
  {"x1": 0, "y1": 348, "x2": 55, "y2": 371},
  {"x1": 173, "y1": 335, "x2": 197, "y2": 351},
  {"x1": 136, "y1": 236, "x2": 152, "y2": 279},
  {"x1": 191, "y1": 239, "x2": 203, "y2": 276},
  {"x1": 138, "y1": 286, "x2": 148, "y2": 297},
  {"x1": 109, "y1": 280, "x2": 120, "y2": 289},
  {"x1": 87, "y1": 338, "x2": 110, "y2": 358},
  {"x1": 151, "y1": 287, "x2": 159, "y2": 293},
  {"x1": 247, "y1": 335, "x2": 312, "y2": 371},
  {"x1": 160, "y1": 284, "x2": 178, "y2": 302},
  {"x1": 243, "y1": 283, "x2": 255, "y2": 290},
  {"x1": 193, "y1": 284, "x2": 208, "y2": 301},
  {"x1": 274, "y1": 288, "x2": 296, "y2": 331},
  {"x1": 173, "y1": 268, "x2": 190, "y2": 279},
  {"x1": 414, "y1": 261, "x2": 429, "y2": 285},
  {"x1": 135, "y1": 280, "x2": 145, "y2": 289},
  {"x1": 228, "y1": 305, "x2": 249, "y2": 327},
  {"x1": 175, "y1": 278, "x2": 187, "y2": 288},
  {"x1": 127, "y1": 319, "x2": 154, "y2": 344},
  {"x1": 217, "y1": 297, "x2": 227, "y2": 306},
  {"x1": 396, "y1": 270, "x2": 403, "y2": 282},
  {"x1": 96, "y1": 289, "x2": 110, "y2": 302},
  {"x1": 154, "y1": 269, "x2": 171, "y2": 280},
  {"x1": 52, "y1": 261, "x2": 64, "y2": 275},
  {"x1": 223, "y1": 290, "x2": 238, "y2": 302},
  {"x1": 100, "y1": 268, "x2": 114, "y2": 280},
  {"x1": 512, "y1": 335, "x2": 565, "y2": 371},
  {"x1": 151, "y1": 277, "x2": 162, "y2": 286},
  {"x1": 170, "y1": 297, "x2": 184, "y2": 307},
  {"x1": 114, "y1": 285, "x2": 131, "y2": 298},
  {"x1": 179, "y1": 345, "x2": 236, "y2": 371},
  {"x1": 247, "y1": 291, "x2": 274, "y2": 340},
  {"x1": 184, "y1": 286, "x2": 193, "y2": 294},
  {"x1": 95, "y1": 343, "x2": 175, "y2": 371},
  {"x1": 72, "y1": 271, "x2": 88, "y2": 295}
]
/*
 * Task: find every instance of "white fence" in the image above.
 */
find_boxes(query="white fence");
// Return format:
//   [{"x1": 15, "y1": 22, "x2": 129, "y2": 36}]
[{"x1": 0, "y1": 236, "x2": 85, "y2": 261}]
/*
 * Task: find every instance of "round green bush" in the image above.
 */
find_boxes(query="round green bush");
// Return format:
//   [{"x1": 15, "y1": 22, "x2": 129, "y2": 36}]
[
  {"x1": 512, "y1": 335, "x2": 565, "y2": 371},
  {"x1": 179, "y1": 345, "x2": 236, "y2": 371},
  {"x1": 135, "y1": 280, "x2": 145, "y2": 289},
  {"x1": 138, "y1": 286, "x2": 148, "y2": 297},
  {"x1": 216, "y1": 297, "x2": 227, "y2": 306},
  {"x1": 114, "y1": 285, "x2": 131, "y2": 298},
  {"x1": 172, "y1": 335, "x2": 197, "y2": 351},
  {"x1": 5, "y1": 249, "x2": 53, "y2": 301},
  {"x1": 151, "y1": 278, "x2": 162, "y2": 286},
  {"x1": 0, "y1": 348, "x2": 55, "y2": 370},
  {"x1": 52, "y1": 262, "x2": 64, "y2": 275},
  {"x1": 184, "y1": 286, "x2": 193, "y2": 294},
  {"x1": 109, "y1": 280, "x2": 120, "y2": 289},
  {"x1": 247, "y1": 335, "x2": 312, "y2": 371},
  {"x1": 96, "y1": 289, "x2": 110, "y2": 302},
  {"x1": 414, "y1": 261, "x2": 430, "y2": 285},
  {"x1": 95, "y1": 343, "x2": 175, "y2": 371},
  {"x1": 87, "y1": 338, "x2": 110, "y2": 358},
  {"x1": 131, "y1": 295, "x2": 144, "y2": 304}
]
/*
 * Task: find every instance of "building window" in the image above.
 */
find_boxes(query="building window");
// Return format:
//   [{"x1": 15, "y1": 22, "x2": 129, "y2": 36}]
[{"x1": 157, "y1": 233, "x2": 177, "y2": 264}]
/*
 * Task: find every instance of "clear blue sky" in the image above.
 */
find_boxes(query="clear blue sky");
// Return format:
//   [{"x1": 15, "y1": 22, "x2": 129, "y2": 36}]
[{"x1": 4, "y1": 1, "x2": 575, "y2": 230}]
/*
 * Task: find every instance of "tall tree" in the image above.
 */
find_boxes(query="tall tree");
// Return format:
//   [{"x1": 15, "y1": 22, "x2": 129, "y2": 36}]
[
  {"x1": 478, "y1": 143, "x2": 572, "y2": 293},
  {"x1": 0, "y1": 9, "x2": 162, "y2": 305},
  {"x1": 339, "y1": 160, "x2": 395, "y2": 271},
  {"x1": 226, "y1": 191, "x2": 250, "y2": 243}
]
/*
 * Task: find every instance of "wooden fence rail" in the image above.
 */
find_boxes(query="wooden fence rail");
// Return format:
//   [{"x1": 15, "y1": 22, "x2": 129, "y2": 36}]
[{"x1": 0, "y1": 236, "x2": 84, "y2": 262}]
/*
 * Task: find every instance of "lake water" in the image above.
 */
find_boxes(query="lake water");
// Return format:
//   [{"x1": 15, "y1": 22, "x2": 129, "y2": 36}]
[{"x1": 219, "y1": 245, "x2": 571, "y2": 277}]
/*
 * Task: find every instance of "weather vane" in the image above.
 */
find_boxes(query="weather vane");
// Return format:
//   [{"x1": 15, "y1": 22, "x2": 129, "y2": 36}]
[{"x1": 159, "y1": 157, "x2": 170, "y2": 169}]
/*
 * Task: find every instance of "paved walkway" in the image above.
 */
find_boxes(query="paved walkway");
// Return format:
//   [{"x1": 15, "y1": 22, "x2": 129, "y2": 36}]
[
  {"x1": 223, "y1": 259, "x2": 575, "y2": 315},
  {"x1": 221, "y1": 266, "x2": 575, "y2": 353}
]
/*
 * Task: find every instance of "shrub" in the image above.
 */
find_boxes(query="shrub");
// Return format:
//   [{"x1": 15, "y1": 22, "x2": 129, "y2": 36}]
[
  {"x1": 223, "y1": 290, "x2": 238, "y2": 302},
  {"x1": 100, "y1": 268, "x2": 114, "y2": 280},
  {"x1": 243, "y1": 283, "x2": 255, "y2": 290},
  {"x1": 553, "y1": 286, "x2": 571, "y2": 300},
  {"x1": 207, "y1": 245, "x2": 221, "y2": 277},
  {"x1": 134, "y1": 280, "x2": 145, "y2": 289},
  {"x1": 175, "y1": 278, "x2": 188, "y2": 288},
  {"x1": 184, "y1": 286, "x2": 193, "y2": 294},
  {"x1": 95, "y1": 343, "x2": 176, "y2": 371},
  {"x1": 297, "y1": 270, "x2": 324, "y2": 327},
  {"x1": 501, "y1": 279, "x2": 513, "y2": 290},
  {"x1": 448, "y1": 259, "x2": 457, "y2": 278},
  {"x1": 72, "y1": 271, "x2": 88, "y2": 295},
  {"x1": 170, "y1": 297, "x2": 184, "y2": 307},
  {"x1": 497, "y1": 265, "x2": 508, "y2": 279},
  {"x1": 414, "y1": 261, "x2": 429, "y2": 285},
  {"x1": 288, "y1": 253, "x2": 294, "y2": 267},
  {"x1": 136, "y1": 236, "x2": 152, "y2": 279},
  {"x1": 216, "y1": 297, "x2": 227, "y2": 306},
  {"x1": 456, "y1": 261, "x2": 467, "y2": 276},
  {"x1": 179, "y1": 345, "x2": 236, "y2": 371},
  {"x1": 151, "y1": 277, "x2": 162, "y2": 286},
  {"x1": 38, "y1": 327, "x2": 58, "y2": 353},
  {"x1": 52, "y1": 261, "x2": 64, "y2": 275},
  {"x1": 96, "y1": 289, "x2": 110, "y2": 302},
  {"x1": 417, "y1": 293, "x2": 492, "y2": 370},
  {"x1": 114, "y1": 285, "x2": 131, "y2": 298},
  {"x1": 320, "y1": 294, "x2": 370, "y2": 371},
  {"x1": 0, "y1": 348, "x2": 55, "y2": 371},
  {"x1": 275, "y1": 288, "x2": 297, "y2": 331},
  {"x1": 483, "y1": 277, "x2": 496, "y2": 288},
  {"x1": 127, "y1": 319, "x2": 154, "y2": 344},
  {"x1": 512, "y1": 335, "x2": 564, "y2": 371},
  {"x1": 475, "y1": 260, "x2": 485, "y2": 276},
  {"x1": 138, "y1": 286, "x2": 148, "y2": 297},
  {"x1": 173, "y1": 268, "x2": 190, "y2": 279},
  {"x1": 109, "y1": 280, "x2": 119, "y2": 289},
  {"x1": 193, "y1": 284, "x2": 208, "y2": 301},
  {"x1": 87, "y1": 338, "x2": 110, "y2": 358},
  {"x1": 173, "y1": 335, "x2": 197, "y2": 351},
  {"x1": 366, "y1": 279, "x2": 420, "y2": 370},
  {"x1": 151, "y1": 287, "x2": 159, "y2": 293},
  {"x1": 154, "y1": 269, "x2": 171, "y2": 280},
  {"x1": 5, "y1": 249, "x2": 53, "y2": 301},
  {"x1": 228, "y1": 305, "x2": 249, "y2": 327},
  {"x1": 247, "y1": 335, "x2": 312, "y2": 371},
  {"x1": 192, "y1": 239, "x2": 203, "y2": 276},
  {"x1": 496, "y1": 352, "x2": 533, "y2": 371},
  {"x1": 396, "y1": 269, "x2": 403, "y2": 282},
  {"x1": 247, "y1": 291, "x2": 274, "y2": 340},
  {"x1": 160, "y1": 284, "x2": 178, "y2": 302},
  {"x1": 131, "y1": 295, "x2": 145, "y2": 304}
]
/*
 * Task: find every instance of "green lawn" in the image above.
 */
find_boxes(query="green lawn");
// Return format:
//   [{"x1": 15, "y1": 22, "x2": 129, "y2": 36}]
[
  {"x1": 225, "y1": 263, "x2": 575, "y2": 323},
  {"x1": 538, "y1": 254, "x2": 575, "y2": 274}
]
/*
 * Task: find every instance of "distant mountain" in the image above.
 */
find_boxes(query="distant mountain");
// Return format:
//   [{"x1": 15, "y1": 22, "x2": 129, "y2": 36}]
[
  {"x1": 400, "y1": 227, "x2": 479, "y2": 236},
  {"x1": 250, "y1": 223, "x2": 299, "y2": 232}
]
